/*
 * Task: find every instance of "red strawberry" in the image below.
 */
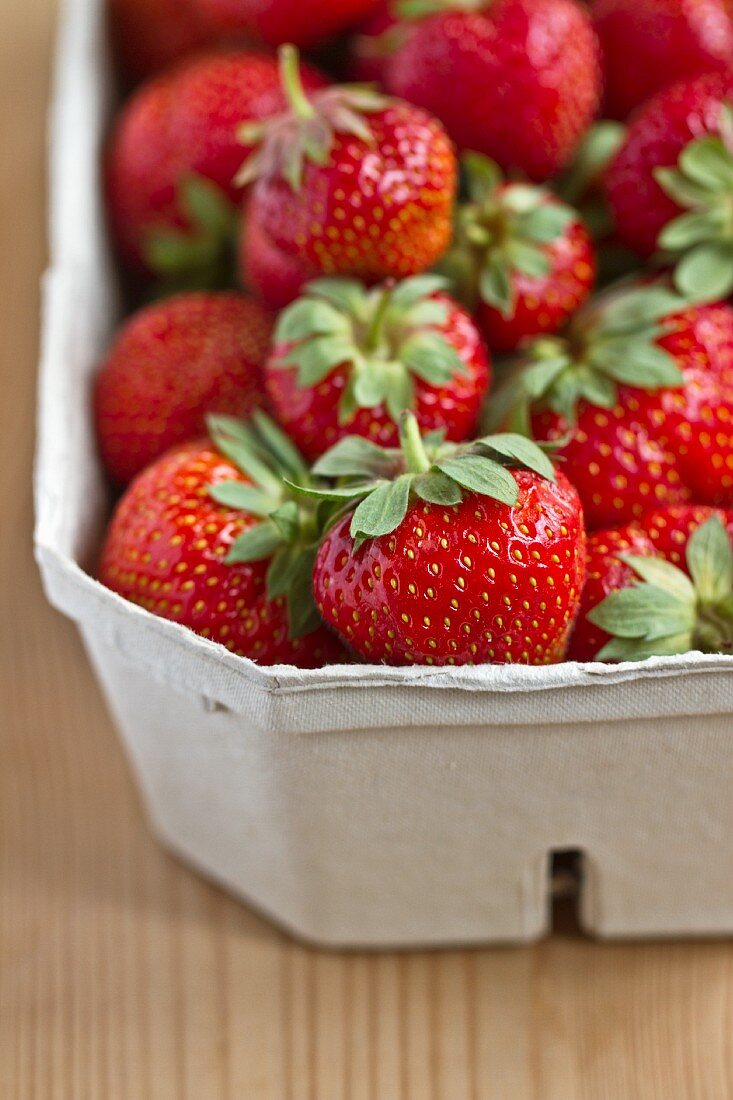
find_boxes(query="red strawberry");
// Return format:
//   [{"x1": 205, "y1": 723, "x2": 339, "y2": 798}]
[
  {"x1": 95, "y1": 292, "x2": 273, "y2": 484},
  {"x1": 98, "y1": 416, "x2": 346, "y2": 666},
  {"x1": 592, "y1": 0, "x2": 733, "y2": 121},
  {"x1": 109, "y1": 0, "x2": 213, "y2": 84},
  {"x1": 442, "y1": 155, "x2": 595, "y2": 354},
  {"x1": 487, "y1": 282, "x2": 733, "y2": 530},
  {"x1": 382, "y1": 0, "x2": 602, "y2": 182},
  {"x1": 582, "y1": 513, "x2": 733, "y2": 660},
  {"x1": 106, "y1": 50, "x2": 326, "y2": 280},
  {"x1": 638, "y1": 502, "x2": 733, "y2": 565},
  {"x1": 605, "y1": 71, "x2": 733, "y2": 301},
  {"x1": 265, "y1": 275, "x2": 491, "y2": 460},
  {"x1": 237, "y1": 46, "x2": 457, "y2": 309},
  {"x1": 308, "y1": 414, "x2": 586, "y2": 665},
  {"x1": 193, "y1": 0, "x2": 382, "y2": 47},
  {"x1": 568, "y1": 524, "x2": 657, "y2": 660}
]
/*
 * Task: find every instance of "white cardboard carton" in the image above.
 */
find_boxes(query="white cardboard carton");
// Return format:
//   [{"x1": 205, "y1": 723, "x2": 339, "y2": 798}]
[{"x1": 35, "y1": 0, "x2": 733, "y2": 948}]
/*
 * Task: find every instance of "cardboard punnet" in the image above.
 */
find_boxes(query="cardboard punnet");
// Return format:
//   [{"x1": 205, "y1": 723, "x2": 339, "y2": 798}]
[{"x1": 35, "y1": 0, "x2": 733, "y2": 947}]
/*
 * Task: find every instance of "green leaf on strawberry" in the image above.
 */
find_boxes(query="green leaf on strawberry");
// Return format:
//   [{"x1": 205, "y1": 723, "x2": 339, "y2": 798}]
[
  {"x1": 205, "y1": 411, "x2": 335, "y2": 639},
  {"x1": 485, "y1": 282, "x2": 687, "y2": 432},
  {"x1": 440, "y1": 153, "x2": 580, "y2": 320},
  {"x1": 396, "y1": 0, "x2": 487, "y2": 18},
  {"x1": 271, "y1": 274, "x2": 468, "y2": 428},
  {"x1": 287, "y1": 411, "x2": 556, "y2": 548},
  {"x1": 654, "y1": 103, "x2": 733, "y2": 303},
  {"x1": 555, "y1": 121, "x2": 627, "y2": 209},
  {"x1": 589, "y1": 516, "x2": 733, "y2": 661},
  {"x1": 208, "y1": 482, "x2": 276, "y2": 518}
]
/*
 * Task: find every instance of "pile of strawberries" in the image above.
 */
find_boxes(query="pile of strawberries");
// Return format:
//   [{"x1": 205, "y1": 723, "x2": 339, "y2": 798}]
[{"x1": 97, "y1": 0, "x2": 733, "y2": 669}]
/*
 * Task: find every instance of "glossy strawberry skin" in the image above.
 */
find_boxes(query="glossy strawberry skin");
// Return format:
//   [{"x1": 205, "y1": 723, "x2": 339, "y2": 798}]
[
  {"x1": 99, "y1": 441, "x2": 345, "y2": 667},
  {"x1": 567, "y1": 525, "x2": 657, "y2": 661},
  {"x1": 531, "y1": 300, "x2": 733, "y2": 530},
  {"x1": 240, "y1": 103, "x2": 457, "y2": 309},
  {"x1": 109, "y1": 0, "x2": 213, "y2": 84},
  {"x1": 606, "y1": 70, "x2": 733, "y2": 256},
  {"x1": 592, "y1": 0, "x2": 733, "y2": 121},
  {"x1": 478, "y1": 217, "x2": 596, "y2": 354},
  {"x1": 95, "y1": 292, "x2": 273, "y2": 484},
  {"x1": 384, "y1": 0, "x2": 602, "y2": 182},
  {"x1": 638, "y1": 503, "x2": 733, "y2": 565},
  {"x1": 265, "y1": 294, "x2": 491, "y2": 461},
  {"x1": 313, "y1": 470, "x2": 586, "y2": 666},
  {"x1": 195, "y1": 0, "x2": 381, "y2": 46},
  {"x1": 106, "y1": 51, "x2": 326, "y2": 272}
]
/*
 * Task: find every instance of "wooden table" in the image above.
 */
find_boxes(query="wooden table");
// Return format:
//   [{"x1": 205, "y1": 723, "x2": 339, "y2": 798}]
[{"x1": 2, "y1": 2, "x2": 733, "y2": 1096}]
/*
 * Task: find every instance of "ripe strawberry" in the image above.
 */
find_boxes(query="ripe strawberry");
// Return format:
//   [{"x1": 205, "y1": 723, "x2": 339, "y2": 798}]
[
  {"x1": 95, "y1": 292, "x2": 273, "y2": 484},
  {"x1": 584, "y1": 514, "x2": 733, "y2": 660},
  {"x1": 106, "y1": 51, "x2": 326, "y2": 280},
  {"x1": 109, "y1": 0, "x2": 213, "y2": 84},
  {"x1": 194, "y1": 0, "x2": 382, "y2": 47},
  {"x1": 605, "y1": 71, "x2": 733, "y2": 301},
  {"x1": 308, "y1": 413, "x2": 586, "y2": 665},
  {"x1": 637, "y1": 502, "x2": 733, "y2": 565},
  {"x1": 265, "y1": 275, "x2": 490, "y2": 460},
  {"x1": 98, "y1": 415, "x2": 346, "y2": 666},
  {"x1": 486, "y1": 282, "x2": 733, "y2": 530},
  {"x1": 568, "y1": 524, "x2": 657, "y2": 661},
  {"x1": 382, "y1": 0, "x2": 602, "y2": 182},
  {"x1": 592, "y1": 0, "x2": 733, "y2": 121},
  {"x1": 237, "y1": 46, "x2": 457, "y2": 309},
  {"x1": 442, "y1": 155, "x2": 595, "y2": 354}
]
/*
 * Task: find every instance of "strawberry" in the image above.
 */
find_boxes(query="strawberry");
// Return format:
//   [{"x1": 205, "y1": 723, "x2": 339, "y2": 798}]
[
  {"x1": 442, "y1": 155, "x2": 596, "y2": 354},
  {"x1": 109, "y1": 0, "x2": 213, "y2": 84},
  {"x1": 308, "y1": 413, "x2": 586, "y2": 665},
  {"x1": 95, "y1": 292, "x2": 273, "y2": 484},
  {"x1": 637, "y1": 502, "x2": 733, "y2": 565},
  {"x1": 105, "y1": 50, "x2": 326, "y2": 281},
  {"x1": 193, "y1": 0, "x2": 382, "y2": 48},
  {"x1": 605, "y1": 71, "x2": 733, "y2": 301},
  {"x1": 237, "y1": 46, "x2": 457, "y2": 309},
  {"x1": 486, "y1": 282, "x2": 733, "y2": 530},
  {"x1": 567, "y1": 524, "x2": 658, "y2": 660},
  {"x1": 591, "y1": 0, "x2": 733, "y2": 121},
  {"x1": 382, "y1": 0, "x2": 602, "y2": 182},
  {"x1": 584, "y1": 514, "x2": 733, "y2": 660},
  {"x1": 98, "y1": 415, "x2": 346, "y2": 666},
  {"x1": 265, "y1": 275, "x2": 490, "y2": 460}
]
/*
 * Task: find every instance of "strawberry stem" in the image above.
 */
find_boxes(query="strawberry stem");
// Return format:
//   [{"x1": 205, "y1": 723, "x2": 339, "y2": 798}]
[
  {"x1": 279, "y1": 44, "x2": 316, "y2": 121},
  {"x1": 400, "y1": 412, "x2": 431, "y2": 474},
  {"x1": 366, "y1": 287, "x2": 393, "y2": 352}
]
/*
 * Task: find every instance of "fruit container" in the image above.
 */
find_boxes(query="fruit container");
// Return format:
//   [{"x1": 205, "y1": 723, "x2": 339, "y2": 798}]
[{"x1": 35, "y1": 0, "x2": 733, "y2": 948}]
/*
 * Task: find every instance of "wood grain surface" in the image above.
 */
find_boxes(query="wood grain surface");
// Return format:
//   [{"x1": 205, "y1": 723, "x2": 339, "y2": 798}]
[{"x1": 2, "y1": 2, "x2": 733, "y2": 1096}]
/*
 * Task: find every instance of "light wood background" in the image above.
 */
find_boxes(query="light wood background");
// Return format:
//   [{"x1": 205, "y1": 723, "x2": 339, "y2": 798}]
[{"x1": 2, "y1": 1, "x2": 733, "y2": 1096}]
